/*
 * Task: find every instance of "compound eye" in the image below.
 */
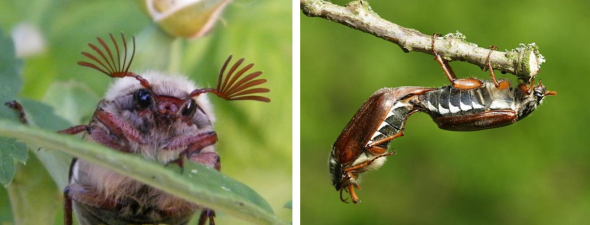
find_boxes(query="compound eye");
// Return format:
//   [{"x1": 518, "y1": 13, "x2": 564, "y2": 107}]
[
  {"x1": 134, "y1": 89, "x2": 152, "y2": 109},
  {"x1": 534, "y1": 91, "x2": 544, "y2": 98},
  {"x1": 182, "y1": 99, "x2": 197, "y2": 117}
]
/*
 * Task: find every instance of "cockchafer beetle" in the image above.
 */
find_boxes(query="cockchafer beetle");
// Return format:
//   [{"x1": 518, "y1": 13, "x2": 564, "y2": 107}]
[
  {"x1": 6, "y1": 33, "x2": 270, "y2": 225},
  {"x1": 330, "y1": 35, "x2": 556, "y2": 204},
  {"x1": 330, "y1": 78, "x2": 556, "y2": 204},
  {"x1": 329, "y1": 87, "x2": 434, "y2": 204},
  {"x1": 426, "y1": 34, "x2": 556, "y2": 131}
]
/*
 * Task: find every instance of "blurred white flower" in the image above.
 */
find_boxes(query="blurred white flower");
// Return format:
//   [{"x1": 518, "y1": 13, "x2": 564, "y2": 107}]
[{"x1": 11, "y1": 22, "x2": 46, "y2": 58}]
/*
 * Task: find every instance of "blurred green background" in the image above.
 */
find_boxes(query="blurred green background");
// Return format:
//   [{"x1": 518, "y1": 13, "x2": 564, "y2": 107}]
[
  {"x1": 0, "y1": 0, "x2": 291, "y2": 224},
  {"x1": 302, "y1": 0, "x2": 589, "y2": 224}
]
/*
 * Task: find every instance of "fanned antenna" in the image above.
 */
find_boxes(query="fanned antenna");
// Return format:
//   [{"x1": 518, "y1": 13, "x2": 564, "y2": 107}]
[
  {"x1": 78, "y1": 33, "x2": 151, "y2": 89},
  {"x1": 190, "y1": 55, "x2": 270, "y2": 102}
]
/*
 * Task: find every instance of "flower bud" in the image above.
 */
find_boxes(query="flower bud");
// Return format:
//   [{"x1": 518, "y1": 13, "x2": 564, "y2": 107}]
[{"x1": 138, "y1": 0, "x2": 232, "y2": 39}]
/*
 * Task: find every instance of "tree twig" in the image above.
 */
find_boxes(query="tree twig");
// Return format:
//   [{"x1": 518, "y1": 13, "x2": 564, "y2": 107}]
[{"x1": 300, "y1": 0, "x2": 544, "y2": 82}]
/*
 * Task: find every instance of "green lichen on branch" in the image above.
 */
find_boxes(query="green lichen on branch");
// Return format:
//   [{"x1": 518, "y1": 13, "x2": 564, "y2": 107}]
[
  {"x1": 511, "y1": 43, "x2": 544, "y2": 81},
  {"x1": 346, "y1": 0, "x2": 375, "y2": 15}
]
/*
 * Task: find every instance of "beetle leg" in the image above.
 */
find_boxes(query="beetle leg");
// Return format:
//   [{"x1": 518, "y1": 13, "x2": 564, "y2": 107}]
[
  {"x1": 340, "y1": 172, "x2": 366, "y2": 204},
  {"x1": 518, "y1": 81, "x2": 537, "y2": 95},
  {"x1": 341, "y1": 173, "x2": 363, "y2": 204},
  {"x1": 349, "y1": 108, "x2": 418, "y2": 172},
  {"x1": 340, "y1": 150, "x2": 396, "y2": 204},
  {"x1": 432, "y1": 34, "x2": 457, "y2": 82},
  {"x1": 432, "y1": 34, "x2": 483, "y2": 90},
  {"x1": 340, "y1": 188, "x2": 349, "y2": 203},
  {"x1": 487, "y1": 45, "x2": 499, "y2": 87},
  {"x1": 340, "y1": 173, "x2": 361, "y2": 204},
  {"x1": 355, "y1": 107, "x2": 419, "y2": 171},
  {"x1": 486, "y1": 46, "x2": 510, "y2": 89},
  {"x1": 353, "y1": 182, "x2": 361, "y2": 190},
  {"x1": 94, "y1": 108, "x2": 144, "y2": 144},
  {"x1": 366, "y1": 108, "x2": 420, "y2": 152},
  {"x1": 366, "y1": 132, "x2": 404, "y2": 151},
  {"x1": 343, "y1": 151, "x2": 395, "y2": 175},
  {"x1": 164, "y1": 131, "x2": 219, "y2": 171},
  {"x1": 86, "y1": 125, "x2": 134, "y2": 152},
  {"x1": 345, "y1": 107, "x2": 419, "y2": 186},
  {"x1": 4, "y1": 101, "x2": 101, "y2": 140},
  {"x1": 189, "y1": 152, "x2": 221, "y2": 171},
  {"x1": 4, "y1": 100, "x2": 28, "y2": 124},
  {"x1": 58, "y1": 125, "x2": 89, "y2": 135},
  {"x1": 172, "y1": 151, "x2": 221, "y2": 172},
  {"x1": 349, "y1": 183, "x2": 360, "y2": 204},
  {"x1": 198, "y1": 209, "x2": 216, "y2": 225},
  {"x1": 163, "y1": 131, "x2": 218, "y2": 152},
  {"x1": 64, "y1": 188, "x2": 73, "y2": 225}
]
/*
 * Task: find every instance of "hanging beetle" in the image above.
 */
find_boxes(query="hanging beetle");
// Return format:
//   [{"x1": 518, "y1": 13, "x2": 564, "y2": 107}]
[
  {"x1": 331, "y1": 35, "x2": 556, "y2": 204},
  {"x1": 329, "y1": 87, "x2": 433, "y2": 204}
]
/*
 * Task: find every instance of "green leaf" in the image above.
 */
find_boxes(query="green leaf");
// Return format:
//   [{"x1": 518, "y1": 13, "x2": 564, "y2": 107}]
[
  {"x1": 0, "y1": 28, "x2": 22, "y2": 97},
  {"x1": 3, "y1": 99, "x2": 73, "y2": 190},
  {"x1": 0, "y1": 26, "x2": 27, "y2": 186},
  {"x1": 283, "y1": 200, "x2": 292, "y2": 209},
  {"x1": 0, "y1": 120, "x2": 286, "y2": 225},
  {"x1": 6, "y1": 153, "x2": 59, "y2": 225},
  {"x1": 0, "y1": 25, "x2": 21, "y2": 118},
  {"x1": 281, "y1": 202, "x2": 292, "y2": 225},
  {"x1": 42, "y1": 81, "x2": 99, "y2": 125},
  {"x1": 0, "y1": 138, "x2": 26, "y2": 164},
  {"x1": 0, "y1": 147, "x2": 15, "y2": 186}
]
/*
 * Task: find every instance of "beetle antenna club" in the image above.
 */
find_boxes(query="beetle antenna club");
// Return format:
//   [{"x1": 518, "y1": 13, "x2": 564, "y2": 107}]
[
  {"x1": 78, "y1": 33, "x2": 151, "y2": 89},
  {"x1": 189, "y1": 55, "x2": 271, "y2": 102}
]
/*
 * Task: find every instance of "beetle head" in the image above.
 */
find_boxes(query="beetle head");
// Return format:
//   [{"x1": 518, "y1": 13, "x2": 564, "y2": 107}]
[
  {"x1": 516, "y1": 80, "x2": 556, "y2": 119},
  {"x1": 329, "y1": 149, "x2": 358, "y2": 203},
  {"x1": 329, "y1": 150, "x2": 348, "y2": 190}
]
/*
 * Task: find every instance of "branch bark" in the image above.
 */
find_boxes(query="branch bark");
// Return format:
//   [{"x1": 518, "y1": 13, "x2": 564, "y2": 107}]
[{"x1": 301, "y1": 0, "x2": 544, "y2": 81}]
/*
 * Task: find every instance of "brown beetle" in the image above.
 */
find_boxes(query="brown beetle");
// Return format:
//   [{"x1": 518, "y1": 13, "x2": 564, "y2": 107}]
[
  {"x1": 331, "y1": 36, "x2": 556, "y2": 204},
  {"x1": 330, "y1": 76, "x2": 555, "y2": 203},
  {"x1": 329, "y1": 87, "x2": 433, "y2": 204}
]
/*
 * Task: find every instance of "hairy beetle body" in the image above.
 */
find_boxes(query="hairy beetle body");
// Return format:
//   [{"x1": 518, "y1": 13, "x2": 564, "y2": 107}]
[
  {"x1": 59, "y1": 34, "x2": 269, "y2": 225},
  {"x1": 67, "y1": 73, "x2": 218, "y2": 225}
]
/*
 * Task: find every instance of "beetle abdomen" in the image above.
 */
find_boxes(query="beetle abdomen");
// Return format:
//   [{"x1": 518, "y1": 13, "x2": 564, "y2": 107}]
[
  {"x1": 420, "y1": 80, "x2": 519, "y2": 131},
  {"x1": 421, "y1": 81, "x2": 515, "y2": 117},
  {"x1": 369, "y1": 100, "x2": 413, "y2": 148}
]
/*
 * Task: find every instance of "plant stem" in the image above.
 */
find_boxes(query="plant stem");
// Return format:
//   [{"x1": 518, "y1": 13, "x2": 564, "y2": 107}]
[{"x1": 300, "y1": 0, "x2": 544, "y2": 81}]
